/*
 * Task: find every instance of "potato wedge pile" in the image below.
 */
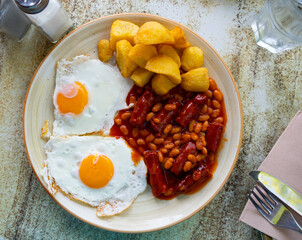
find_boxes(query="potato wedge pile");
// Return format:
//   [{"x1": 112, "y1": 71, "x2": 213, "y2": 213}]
[{"x1": 97, "y1": 20, "x2": 210, "y2": 95}]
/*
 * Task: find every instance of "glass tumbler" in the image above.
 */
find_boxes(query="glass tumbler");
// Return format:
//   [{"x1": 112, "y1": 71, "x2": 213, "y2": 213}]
[{"x1": 251, "y1": 0, "x2": 302, "y2": 53}]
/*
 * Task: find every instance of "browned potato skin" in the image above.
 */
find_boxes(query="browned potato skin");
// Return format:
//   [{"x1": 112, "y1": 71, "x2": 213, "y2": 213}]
[
  {"x1": 97, "y1": 39, "x2": 113, "y2": 62},
  {"x1": 116, "y1": 40, "x2": 138, "y2": 78}
]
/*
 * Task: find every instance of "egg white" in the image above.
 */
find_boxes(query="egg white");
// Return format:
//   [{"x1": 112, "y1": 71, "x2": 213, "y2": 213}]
[
  {"x1": 53, "y1": 55, "x2": 133, "y2": 136},
  {"x1": 41, "y1": 136, "x2": 147, "y2": 216}
]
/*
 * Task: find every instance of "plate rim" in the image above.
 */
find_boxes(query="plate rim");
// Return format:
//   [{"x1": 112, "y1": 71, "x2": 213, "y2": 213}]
[{"x1": 23, "y1": 13, "x2": 243, "y2": 233}]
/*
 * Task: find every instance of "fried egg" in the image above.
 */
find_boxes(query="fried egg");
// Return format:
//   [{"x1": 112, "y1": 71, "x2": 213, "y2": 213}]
[
  {"x1": 53, "y1": 55, "x2": 133, "y2": 136},
  {"x1": 41, "y1": 136, "x2": 147, "y2": 216}
]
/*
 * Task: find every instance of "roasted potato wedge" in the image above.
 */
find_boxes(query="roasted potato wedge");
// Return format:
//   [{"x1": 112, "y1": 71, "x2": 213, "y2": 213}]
[
  {"x1": 181, "y1": 46, "x2": 204, "y2": 71},
  {"x1": 145, "y1": 55, "x2": 181, "y2": 84},
  {"x1": 181, "y1": 67, "x2": 209, "y2": 92},
  {"x1": 158, "y1": 45, "x2": 181, "y2": 68},
  {"x1": 131, "y1": 67, "x2": 155, "y2": 87},
  {"x1": 97, "y1": 39, "x2": 113, "y2": 62},
  {"x1": 151, "y1": 74, "x2": 177, "y2": 95},
  {"x1": 134, "y1": 21, "x2": 175, "y2": 45},
  {"x1": 128, "y1": 44, "x2": 157, "y2": 68},
  {"x1": 116, "y1": 40, "x2": 137, "y2": 78},
  {"x1": 110, "y1": 20, "x2": 139, "y2": 51},
  {"x1": 170, "y1": 26, "x2": 191, "y2": 49}
]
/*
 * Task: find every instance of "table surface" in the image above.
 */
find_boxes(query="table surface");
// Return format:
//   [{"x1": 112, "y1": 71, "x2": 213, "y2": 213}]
[{"x1": 1, "y1": 0, "x2": 301, "y2": 239}]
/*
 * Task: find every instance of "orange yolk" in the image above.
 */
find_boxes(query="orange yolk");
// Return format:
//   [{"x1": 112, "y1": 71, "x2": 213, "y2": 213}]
[
  {"x1": 56, "y1": 81, "x2": 88, "y2": 115},
  {"x1": 79, "y1": 154, "x2": 114, "y2": 189}
]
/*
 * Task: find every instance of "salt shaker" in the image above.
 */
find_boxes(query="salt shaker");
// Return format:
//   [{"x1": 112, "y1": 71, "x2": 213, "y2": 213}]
[
  {"x1": 15, "y1": 0, "x2": 73, "y2": 43},
  {"x1": 0, "y1": 0, "x2": 31, "y2": 40}
]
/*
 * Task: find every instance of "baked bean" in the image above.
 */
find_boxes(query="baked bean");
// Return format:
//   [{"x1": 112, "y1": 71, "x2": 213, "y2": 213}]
[
  {"x1": 207, "y1": 107, "x2": 213, "y2": 115},
  {"x1": 207, "y1": 99, "x2": 212, "y2": 107},
  {"x1": 146, "y1": 134, "x2": 155, "y2": 142},
  {"x1": 171, "y1": 126, "x2": 182, "y2": 134},
  {"x1": 173, "y1": 133, "x2": 182, "y2": 140},
  {"x1": 138, "y1": 147, "x2": 144, "y2": 154},
  {"x1": 158, "y1": 151, "x2": 164, "y2": 162},
  {"x1": 202, "y1": 147, "x2": 208, "y2": 155},
  {"x1": 214, "y1": 117, "x2": 224, "y2": 123},
  {"x1": 196, "y1": 138, "x2": 203, "y2": 150},
  {"x1": 211, "y1": 109, "x2": 220, "y2": 118},
  {"x1": 198, "y1": 114, "x2": 210, "y2": 122},
  {"x1": 129, "y1": 95, "x2": 137, "y2": 104},
  {"x1": 160, "y1": 148, "x2": 168, "y2": 154},
  {"x1": 121, "y1": 112, "x2": 131, "y2": 120},
  {"x1": 140, "y1": 129, "x2": 150, "y2": 137},
  {"x1": 196, "y1": 153, "x2": 205, "y2": 161},
  {"x1": 201, "y1": 121, "x2": 209, "y2": 132},
  {"x1": 191, "y1": 132, "x2": 198, "y2": 141},
  {"x1": 174, "y1": 140, "x2": 181, "y2": 146},
  {"x1": 120, "y1": 125, "x2": 128, "y2": 135},
  {"x1": 175, "y1": 94, "x2": 183, "y2": 101},
  {"x1": 182, "y1": 133, "x2": 191, "y2": 142},
  {"x1": 188, "y1": 119, "x2": 196, "y2": 132},
  {"x1": 163, "y1": 139, "x2": 172, "y2": 145},
  {"x1": 164, "y1": 104, "x2": 177, "y2": 111},
  {"x1": 201, "y1": 104, "x2": 208, "y2": 114},
  {"x1": 209, "y1": 78, "x2": 217, "y2": 90},
  {"x1": 212, "y1": 100, "x2": 221, "y2": 109},
  {"x1": 165, "y1": 143, "x2": 174, "y2": 149},
  {"x1": 115, "y1": 118, "x2": 122, "y2": 125},
  {"x1": 163, "y1": 124, "x2": 172, "y2": 134},
  {"x1": 187, "y1": 154, "x2": 196, "y2": 163},
  {"x1": 193, "y1": 171, "x2": 202, "y2": 181},
  {"x1": 146, "y1": 112, "x2": 154, "y2": 121},
  {"x1": 148, "y1": 143, "x2": 157, "y2": 150},
  {"x1": 183, "y1": 161, "x2": 192, "y2": 172},
  {"x1": 153, "y1": 118, "x2": 160, "y2": 123},
  {"x1": 169, "y1": 148, "x2": 180, "y2": 157},
  {"x1": 194, "y1": 122, "x2": 202, "y2": 134},
  {"x1": 128, "y1": 138, "x2": 137, "y2": 147},
  {"x1": 164, "y1": 158, "x2": 174, "y2": 169},
  {"x1": 213, "y1": 90, "x2": 223, "y2": 101},
  {"x1": 200, "y1": 135, "x2": 207, "y2": 146},
  {"x1": 205, "y1": 90, "x2": 213, "y2": 98},
  {"x1": 137, "y1": 138, "x2": 145, "y2": 145},
  {"x1": 132, "y1": 128, "x2": 139, "y2": 138},
  {"x1": 154, "y1": 138, "x2": 164, "y2": 145},
  {"x1": 152, "y1": 103, "x2": 162, "y2": 112}
]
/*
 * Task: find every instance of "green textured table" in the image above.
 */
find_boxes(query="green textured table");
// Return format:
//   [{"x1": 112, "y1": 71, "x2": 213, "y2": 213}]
[{"x1": 1, "y1": 0, "x2": 301, "y2": 239}]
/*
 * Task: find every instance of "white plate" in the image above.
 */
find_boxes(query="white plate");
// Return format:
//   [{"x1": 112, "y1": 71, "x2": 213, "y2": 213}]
[{"x1": 23, "y1": 13, "x2": 243, "y2": 233}]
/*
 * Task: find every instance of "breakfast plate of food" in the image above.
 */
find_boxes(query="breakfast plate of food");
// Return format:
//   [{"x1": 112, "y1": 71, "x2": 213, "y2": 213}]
[{"x1": 23, "y1": 13, "x2": 243, "y2": 232}]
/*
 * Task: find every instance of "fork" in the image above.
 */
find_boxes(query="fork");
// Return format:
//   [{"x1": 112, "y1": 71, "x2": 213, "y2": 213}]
[{"x1": 248, "y1": 182, "x2": 302, "y2": 234}]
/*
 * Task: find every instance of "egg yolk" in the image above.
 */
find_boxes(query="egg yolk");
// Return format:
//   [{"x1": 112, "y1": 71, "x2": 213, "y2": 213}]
[
  {"x1": 79, "y1": 154, "x2": 114, "y2": 188},
  {"x1": 56, "y1": 82, "x2": 88, "y2": 115}
]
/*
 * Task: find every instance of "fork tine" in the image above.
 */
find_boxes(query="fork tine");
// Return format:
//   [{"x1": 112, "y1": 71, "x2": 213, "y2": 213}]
[
  {"x1": 257, "y1": 181, "x2": 278, "y2": 203},
  {"x1": 248, "y1": 194, "x2": 268, "y2": 218},
  {"x1": 254, "y1": 185, "x2": 275, "y2": 208},
  {"x1": 250, "y1": 188, "x2": 272, "y2": 213}
]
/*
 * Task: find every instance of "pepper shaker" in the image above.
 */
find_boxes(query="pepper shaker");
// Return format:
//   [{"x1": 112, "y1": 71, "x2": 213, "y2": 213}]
[{"x1": 15, "y1": 0, "x2": 73, "y2": 43}]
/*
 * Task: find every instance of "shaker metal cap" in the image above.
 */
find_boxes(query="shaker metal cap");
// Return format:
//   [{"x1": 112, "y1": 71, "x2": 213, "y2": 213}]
[{"x1": 15, "y1": 0, "x2": 49, "y2": 14}]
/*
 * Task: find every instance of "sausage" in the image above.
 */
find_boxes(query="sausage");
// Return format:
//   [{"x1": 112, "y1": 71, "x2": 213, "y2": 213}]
[
  {"x1": 130, "y1": 89, "x2": 155, "y2": 127},
  {"x1": 143, "y1": 150, "x2": 168, "y2": 196},
  {"x1": 170, "y1": 142, "x2": 196, "y2": 176},
  {"x1": 175, "y1": 93, "x2": 207, "y2": 127},
  {"x1": 151, "y1": 98, "x2": 181, "y2": 133},
  {"x1": 174, "y1": 164, "x2": 210, "y2": 192},
  {"x1": 206, "y1": 122, "x2": 224, "y2": 153}
]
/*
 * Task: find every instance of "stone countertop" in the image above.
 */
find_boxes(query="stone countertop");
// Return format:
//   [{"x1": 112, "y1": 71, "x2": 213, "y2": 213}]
[{"x1": 0, "y1": 0, "x2": 301, "y2": 239}]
